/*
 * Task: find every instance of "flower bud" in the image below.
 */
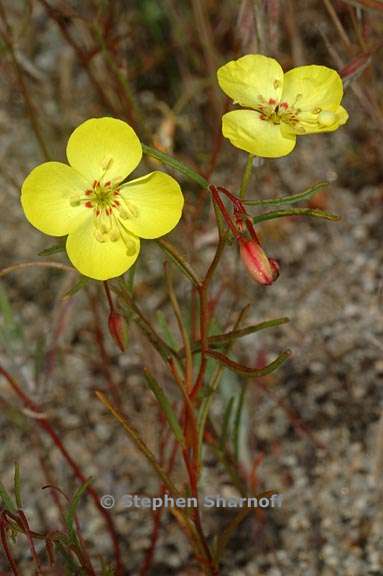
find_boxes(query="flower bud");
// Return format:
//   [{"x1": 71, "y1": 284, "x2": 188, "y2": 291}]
[
  {"x1": 239, "y1": 239, "x2": 279, "y2": 286},
  {"x1": 108, "y1": 311, "x2": 128, "y2": 352}
]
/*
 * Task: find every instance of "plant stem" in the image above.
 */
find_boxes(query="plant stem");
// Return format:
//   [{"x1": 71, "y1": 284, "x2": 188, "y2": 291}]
[
  {"x1": 142, "y1": 144, "x2": 209, "y2": 189},
  {"x1": 165, "y1": 263, "x2": 193, "y2": 392},
  {"x1": 0, "y1": 366, "x2": 123, "y2": 575},
  {"x1": 239, "y1": 154, "x2": 254, "y2": 199}
]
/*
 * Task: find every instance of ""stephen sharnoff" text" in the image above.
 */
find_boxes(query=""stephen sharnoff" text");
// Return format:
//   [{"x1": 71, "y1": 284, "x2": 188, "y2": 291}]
[{"x1": 111, "y1": 493, "x2": 283, "y2": 511}]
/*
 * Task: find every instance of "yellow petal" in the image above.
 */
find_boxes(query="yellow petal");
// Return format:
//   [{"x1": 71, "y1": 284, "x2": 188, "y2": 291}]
[
  {"x1": 217, "y1": 54, "x2": 284, "y2": 109},
  {"x1": 118, "y1": 171, "x2": 184, "y2": 239},
  {"x1": 66, "y1": 117, "x2": 142, "y2": 183},
  {"x1": 66, "y1": 217, "x2": 140, "y2": 280},
  {"x1": 21, "y1": 162, "x2": 90, "y2": 236},
  {"x1": 222, "y1": 110, "x2": 296, "y2": 158},
  {"x1": 281, "y1": 65, "x2": 344, "y2": 111}
]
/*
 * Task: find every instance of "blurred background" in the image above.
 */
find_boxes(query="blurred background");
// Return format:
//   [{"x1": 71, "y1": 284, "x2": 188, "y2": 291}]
[{"x1": 0, "y1": 0, "x2": 383, "y2": 574}]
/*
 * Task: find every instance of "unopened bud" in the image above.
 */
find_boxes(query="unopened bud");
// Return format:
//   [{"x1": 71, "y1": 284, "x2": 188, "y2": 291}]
[
  {"x1": 239, "y1": 239, "x2": 280, "y2": 286},
  {"x1": 108, "y1": 311, "x2": 128, "y2": 352}
]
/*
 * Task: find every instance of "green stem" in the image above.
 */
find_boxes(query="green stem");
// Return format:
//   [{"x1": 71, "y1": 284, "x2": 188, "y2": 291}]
[
  {"x1": 142, "y1": 144, "x2": 209, "y2": 189},
  {"x1": 157, "y1": 238, "x2": 201, "y2": 288},
  {"x1": 239, "y1": 153, "x2": 254, "y2": 199}
]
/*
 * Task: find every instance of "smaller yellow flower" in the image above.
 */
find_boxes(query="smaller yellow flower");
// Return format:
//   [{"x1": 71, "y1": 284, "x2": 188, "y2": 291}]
[
  {"x1": 21, "y1": 118, "x2": 184, "y2": 280},
  {"x1": 217, "y1": 54, "x2": 348, "y2": 158}
]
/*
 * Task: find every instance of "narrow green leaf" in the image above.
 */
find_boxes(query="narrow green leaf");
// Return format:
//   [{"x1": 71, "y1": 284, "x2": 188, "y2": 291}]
[
  {"x1": 252, "y1": 207, "x2": 339, "y2": 224},
  {"x1": 0, "y1": 284, "x2": 24, "y2": 344},
  {"x1": 14, "y1": 463, "x2": 22, "y2": 509},
  {"x1": 156, "y1": 310, "x2": 178, "y2": 349},
  {"x1": 0, "y1": 284, "x2": 14, "y2": 327},
  {"x1": 142, "y1": 143, "x2": 209, "y2": 189},
  {"x1": 65, "y1": 477, "x2": 93, "y2": 546},
  {"x1": 96, "y1": 391, "x2": 181, "y2": 497},
  {"x1": 115, "y1": 283, "x2": 178, "y2": 362},
  {"x1": 214, "y1": 507, "x2": 251, "y2": 563},
  {"x1": 0, "y1": 480, "x2": 16, "y2": 512},
  {"x1": 206, "y1": 349, "x2": 291, "y2": 377},
  {"x1": 243, "y1": 181, "x2": 328, "y2": 206},
  {"x1": 181, "y1": 317, "x2": 290, "y2": 356},
  {"x1": 233, "y1": 386, "x2": 246, "y2": 461},
  {"x1": 220, "y1": 397, "x2": 234, "y2": 451},
  {"x1": 55, "y1": 541, "x2": 83, "y2": 573},
  {"x1": 38, "y1": 243, "x2": 66, "y2": 256},
  {"x1": 62, "y1": 276, "x2": 90, "y2": 300},
  {"x1": 144, "y1": 369, "x2": 186, "y2": 449},
  {"x1": 156, "y1": 238, "x2": 201, "y2": 287}
]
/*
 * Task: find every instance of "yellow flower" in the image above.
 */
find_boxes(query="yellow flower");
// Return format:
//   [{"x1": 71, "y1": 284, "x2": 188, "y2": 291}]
[
  {"x1": 217, "y1": 54, "x2": 348, "y2": 158},
  {"x1": 21, "y1": 118, "x2": 184, "y2": 280}
]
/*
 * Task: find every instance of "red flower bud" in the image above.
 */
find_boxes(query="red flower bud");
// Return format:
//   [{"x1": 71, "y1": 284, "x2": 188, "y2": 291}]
[
  {"x1": 108, "y1": 311, "x2": 128, "y2": 352},
  {"x1": 239, "y1": 239, "x2": 279, "y2": 285}
]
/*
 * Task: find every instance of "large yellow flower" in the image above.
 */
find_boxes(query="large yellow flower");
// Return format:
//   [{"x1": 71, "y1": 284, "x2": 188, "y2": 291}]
[
  {"x1": 21, "y1": 118, "x2": 184, "y2": 280},
  {"x1": 217, "y1": 54, "x2": 348, "y2": 158}
]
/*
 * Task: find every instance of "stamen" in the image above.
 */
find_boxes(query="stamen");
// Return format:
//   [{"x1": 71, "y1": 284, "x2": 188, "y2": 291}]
[{"x1": 69, "y1": 178, "x2": 139, "y2": 246}]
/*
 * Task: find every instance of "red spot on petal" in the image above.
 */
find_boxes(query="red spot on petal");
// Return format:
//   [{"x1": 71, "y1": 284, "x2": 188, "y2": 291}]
[
  {"x1": 85, "y1": 190, "x2": 92, "y2": 196},
  {"x1": 96, "y1": 209, "x2": 100, "y2": 216},
  {"x1": 113, "y1": 200, "x2": 120, "y2": 206},
  {"x1": 93, "y1": 180, "x2": 98, "y2": 188},
  {"x1": 268, "y1": 98, "x2": 276, "y2": 105},
  {"x1": 85, "y1": 201, "x2": 93, "y2": 208},
  {"x1": 104, "y1": 180, "x2": 111, "y2": 187},
  {"x1": 280, "y1": 102, "x2": 288, "y2": 109}
]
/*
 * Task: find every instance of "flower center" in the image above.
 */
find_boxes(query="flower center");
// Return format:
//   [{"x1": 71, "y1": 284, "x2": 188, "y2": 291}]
[
  {"x1": 255, "y1": 93, "x2": 337, "y2": 133},
  {"x1": 70, "y1": 179, "x2": 138, "y2": 254}
]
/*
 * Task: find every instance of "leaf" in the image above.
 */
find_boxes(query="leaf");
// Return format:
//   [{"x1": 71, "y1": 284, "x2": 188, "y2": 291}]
[
  {"x1": 0, "y1": 480, "x2": 16, "y2": 512},
  {"x1": 65, "y1": 477, "x2": 93, "y2": 546},
  {"x1": 213, "y1": 507, "x2": 251, "y2": 563},
  {"x1": 142, "y1": 143, "x2": 209, "y2": 189},
  {"x1": 206, "y1": 349, "x2": 291, "y2": 376},
  {"x1": 55, "y1": 541, "x2": 83, "y2": 573},
  {"x1": 252, "y1": 207, "x2": 339, "y2": 225},
  {"x1": 156, "y1": 310, "x2": 178, "y2": 349},
  {"x1": 0, "y1": 284, "x2": 23, "y2": 342},
  {"x1": 62, "y1": 276, "x2": 90, "y2": 300},
  {"x1": 38, "y1": 243, "x2": 66, "y2": 256},
  {"x1": 181, "y1": 317, "x2": 290, "y2": 356},
  {"x1": 144, "y1": 369, "x2": 186, "y2": 449},
  {"x1": 243, "y1": 181, "x2": 328, "y2": 207},
  {"x1": 156, "y1": 238, "x2": 201, "y2": 287},
  {"x1": 233, "y1": 386, "x2": 246, "y2": 461},
  {"x1": 220, "y1": 397, "x2": 234, "y2": 451},
  {"x1": 95, "y1": 391, "x2": 180, "y2": 496},
  {"x1": 14, "y1": 463, "x2": 22, "y2": 509}
]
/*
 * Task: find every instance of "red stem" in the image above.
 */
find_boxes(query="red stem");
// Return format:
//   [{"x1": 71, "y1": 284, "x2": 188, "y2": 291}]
[
  {"x1": 0, "y1": 366, "x2": 123, "y2": 576},
  {"x1": 103, "y1": 281, "x2": 115, "y2": 313},
  {"x1": 0, "y1": 516, "x2": 20, "y2": 576},
  {"x1": 209, "y1": 185, "x2": 241, "y2": 240}
]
